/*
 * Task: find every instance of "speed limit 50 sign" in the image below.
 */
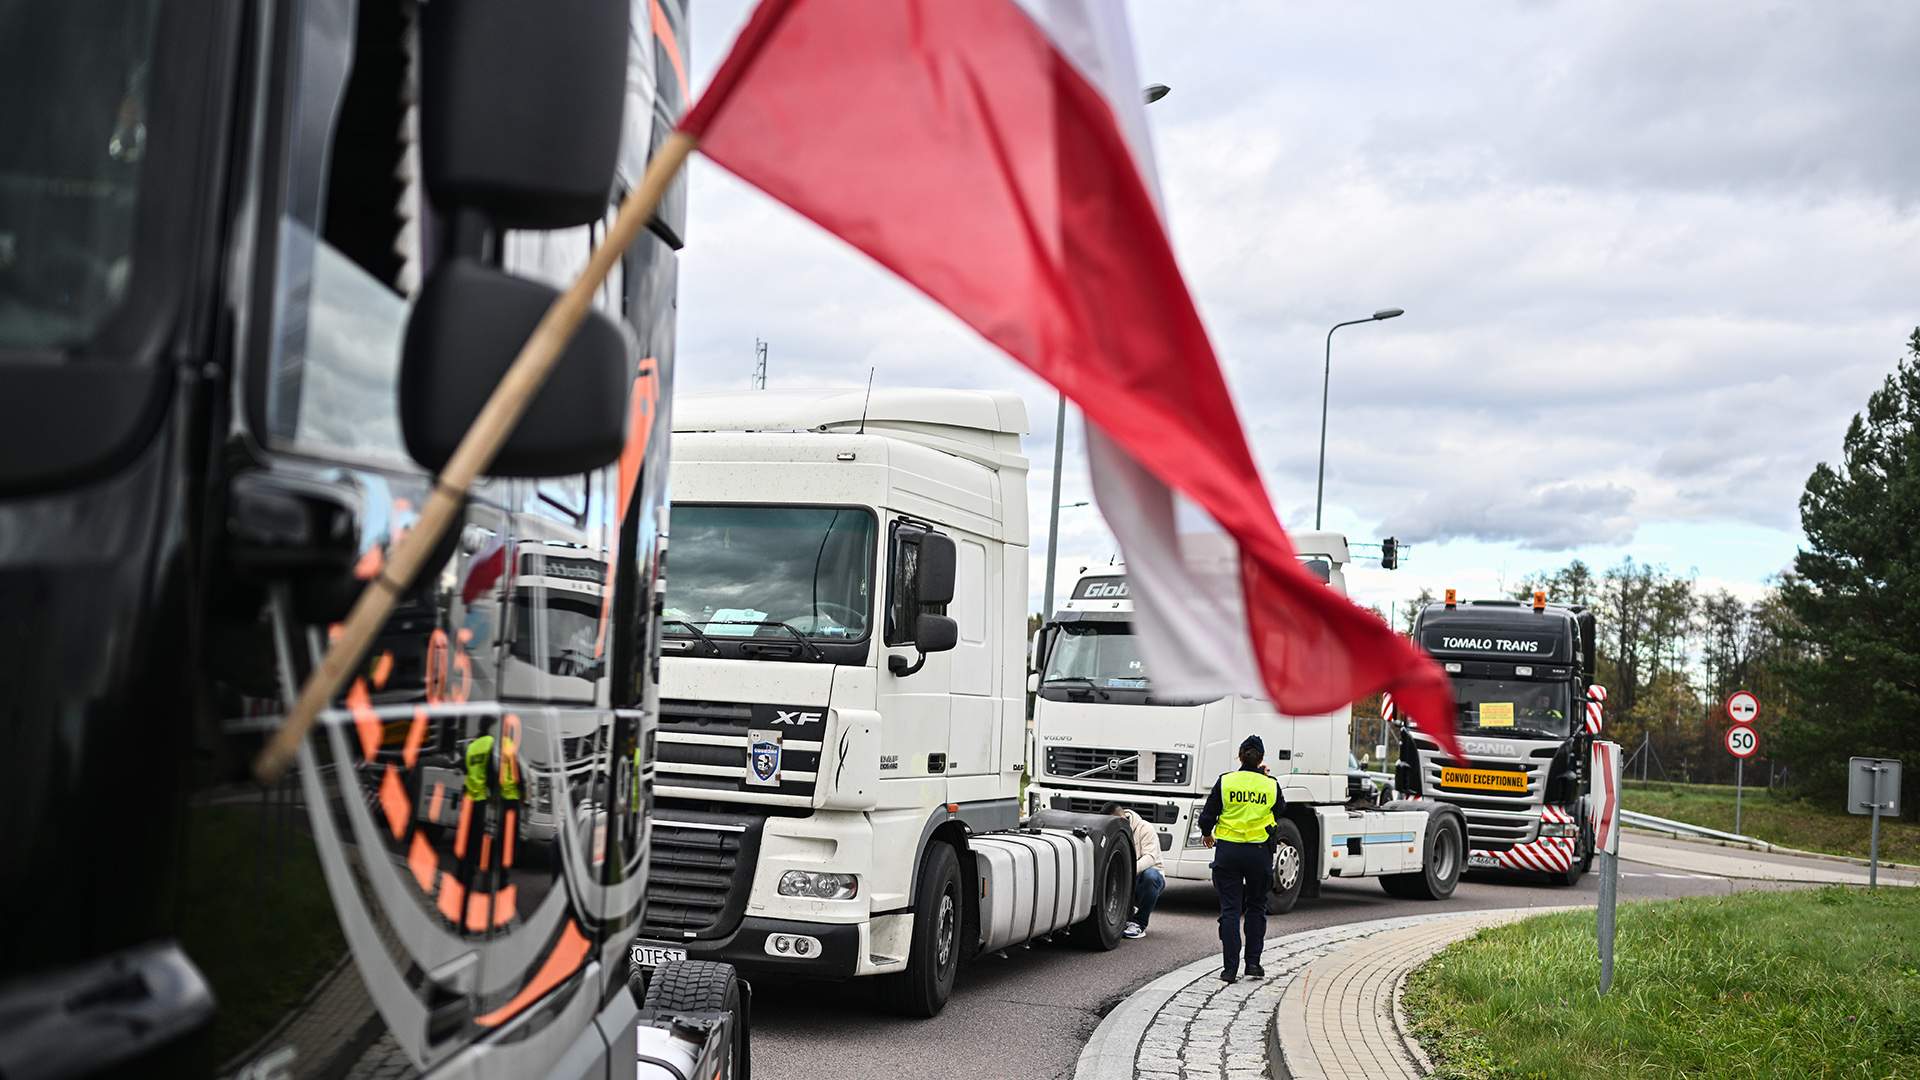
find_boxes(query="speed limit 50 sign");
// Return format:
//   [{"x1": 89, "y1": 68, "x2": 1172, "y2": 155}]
[{"x1": 1725, "y1": 724, "x2": 1759, "y2": 759}]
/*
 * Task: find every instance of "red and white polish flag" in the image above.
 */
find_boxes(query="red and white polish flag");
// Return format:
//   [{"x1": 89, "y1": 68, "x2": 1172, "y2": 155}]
[{"x1": 681, "y1": 0, "x2": 1463, "y2": 761}]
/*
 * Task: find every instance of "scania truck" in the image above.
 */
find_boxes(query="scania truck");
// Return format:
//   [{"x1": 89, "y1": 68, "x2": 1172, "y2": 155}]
[
  {"x1": 0, "y1": 2, "x2": 747, "y2": 1076},
  {"x1": 1025, "y1": 545, "x2": 1468, "y2": 912},
  {"x1": 1395, "y1": 592, "x2": 1602, "y2": 884},
  {"x1": 635, "y1": 388, "x2": 1137, "y2": 1017}
]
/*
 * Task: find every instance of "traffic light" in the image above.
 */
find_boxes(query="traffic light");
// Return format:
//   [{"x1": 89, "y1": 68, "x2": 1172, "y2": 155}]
[{"x1": 1381, "y1": 536, "x2": 1399, "y2": 570}]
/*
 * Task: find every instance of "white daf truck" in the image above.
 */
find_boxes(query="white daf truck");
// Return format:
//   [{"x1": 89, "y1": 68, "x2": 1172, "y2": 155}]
[
  {"x1": 629, "y1": 388, "x2": 1136, "y2": 1017},
  {"x1": 1026, "y1": 545, "x2": 1467, "y2": 912}
]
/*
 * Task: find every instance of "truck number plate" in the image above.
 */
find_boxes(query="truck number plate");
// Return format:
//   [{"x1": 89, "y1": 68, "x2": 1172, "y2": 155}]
[
  {"x1": 1468, "y1": 853, "x2": 1501, "y2": 869},
  {"x1": 629, "y1": 942, "x2": 688, "y2": 969},
  {"x1": 1440, "y1": 766, "x2": 1528, "y2": 793}
]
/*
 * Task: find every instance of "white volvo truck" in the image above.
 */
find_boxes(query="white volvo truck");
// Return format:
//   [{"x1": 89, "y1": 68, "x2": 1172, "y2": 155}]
[
  {"x1": 629, "y1": 389, "x2": 1135, "y2": 1016},
  {"x1": 1026, "y1": 544, "x2": 1467, "y2": 912}
]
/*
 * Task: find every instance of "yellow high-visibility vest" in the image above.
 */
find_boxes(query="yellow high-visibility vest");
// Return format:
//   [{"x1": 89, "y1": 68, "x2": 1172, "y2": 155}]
[
  {"x1": 465, "y1": 733, "x2": 521, "y2": 802},
  {"x1": 1213, "y1": 770, "x2": 1278, "y2": 844}
]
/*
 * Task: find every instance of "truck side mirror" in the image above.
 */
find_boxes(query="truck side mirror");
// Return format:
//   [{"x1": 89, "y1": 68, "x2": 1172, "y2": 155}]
[
  {"x1": 915, "y1": 613, "x2": 958, "y2": 654},
  {"x1": 399, "y1": 260, "x2": 632, "y2": 477},
  {"x1": 915, "y1": 532, "x2": 957, "y2": 606},
  {"x1": 420, "y1": 0, "x2": 629, "y2": 229},
  {"x1": 887, "y1": 614, "x2": 957, "y2": 678}
]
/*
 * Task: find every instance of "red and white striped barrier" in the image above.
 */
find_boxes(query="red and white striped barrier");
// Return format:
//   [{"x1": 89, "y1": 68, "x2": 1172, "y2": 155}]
[
  {"x1": 1472, "y1": 836, "x2": 1577, "y2": 873},
  {"x1": 1380, "y1": 692, "x2": 1395, "y2": 725}
]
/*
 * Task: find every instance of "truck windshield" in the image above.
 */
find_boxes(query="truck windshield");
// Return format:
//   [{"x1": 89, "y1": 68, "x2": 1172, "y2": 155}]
[
  {"x1": 663, "y1": 505, "x2": 876, "y2": 641},
  {"x1": 0, "y1": 0, "x2": 162, "y2": 349},
  {"x1": 1451, "y1": 678, "x2": 1572, "y2": 739},
  {"x1": 1044, "y1": 624, "x2": 1150, "y2": 688}
]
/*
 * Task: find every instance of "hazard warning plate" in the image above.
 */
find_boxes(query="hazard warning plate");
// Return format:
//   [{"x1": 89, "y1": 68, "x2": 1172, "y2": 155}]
[{"x1": 1440, "y1": 766, "x2": 1529, "y2": 794}]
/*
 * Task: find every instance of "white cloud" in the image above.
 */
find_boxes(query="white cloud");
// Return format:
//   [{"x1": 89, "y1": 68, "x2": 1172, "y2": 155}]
[{"x1": 678, "y1": 0, "x2": 1919, "y2": 614}]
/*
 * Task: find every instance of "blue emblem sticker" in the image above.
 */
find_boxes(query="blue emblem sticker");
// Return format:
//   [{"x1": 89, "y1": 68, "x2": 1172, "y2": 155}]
[{"x1": 747, "y1": 729, "x2": 782, "y2": 787}]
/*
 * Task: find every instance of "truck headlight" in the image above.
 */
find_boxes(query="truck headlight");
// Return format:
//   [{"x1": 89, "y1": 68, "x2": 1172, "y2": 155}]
[
  {"x1": 1185, "y1": 800, "x2": 1208, "y2": 848},
  {"x1": 1539, "y1": 821, "x2": 1579, "y2": 838},
  {"x1": 778, "y1": 870, "x2": 859, "y2": 900}
]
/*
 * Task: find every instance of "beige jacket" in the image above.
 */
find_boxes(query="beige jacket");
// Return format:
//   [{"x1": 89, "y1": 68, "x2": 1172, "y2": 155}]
[{"x1": 1120, "y1": 809, "x2": 1162, "y2": 874}]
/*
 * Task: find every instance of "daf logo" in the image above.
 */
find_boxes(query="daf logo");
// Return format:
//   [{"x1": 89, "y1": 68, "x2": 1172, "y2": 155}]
[
  {"x1": 771, "y1": 710, "x2": 823, "y2": 725},
  {"x1": 1460, "y1": 739, "x2": 1518, "y2": 758}
]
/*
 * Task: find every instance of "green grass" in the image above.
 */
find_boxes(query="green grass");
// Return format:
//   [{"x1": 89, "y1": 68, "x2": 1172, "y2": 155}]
[
  {"x1": 1404, "y1": 887, "x2": 1920, "y2": 1079},
  {"x1": 1622, "y1": 780, "x2": 1920, "y2": 864}
]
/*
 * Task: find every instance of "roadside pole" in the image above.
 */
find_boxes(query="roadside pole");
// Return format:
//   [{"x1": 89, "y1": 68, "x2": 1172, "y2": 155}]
[
  {"x1": 1849, "y1": 757, "x2": 1904, "y2": 890},
  {"x1": 1590, "y1": 740, "x2": 1623, "y2": 996},
  {"x1": 1735, "y1": 757, "x2": 1743, "y2": 836}
]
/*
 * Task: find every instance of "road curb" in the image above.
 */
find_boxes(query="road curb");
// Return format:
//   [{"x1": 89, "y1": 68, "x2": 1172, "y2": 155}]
[{"x1": 1073, "y1": 912, "x2": 1477, "y2": 1080}]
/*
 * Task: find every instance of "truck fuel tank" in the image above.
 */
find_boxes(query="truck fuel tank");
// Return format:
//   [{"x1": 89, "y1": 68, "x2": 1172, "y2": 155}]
[{"x1": 972, "y1": 831, "x2": 1095, "y2": 952}]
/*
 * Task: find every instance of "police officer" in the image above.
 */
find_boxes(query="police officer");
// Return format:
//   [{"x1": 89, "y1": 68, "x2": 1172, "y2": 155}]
[
  {"x1": 1197, "y1": 735, "x2": 1284, "y2": 982},
  {"x1": 458, "y1": 715, "x2": 520, "y2": 890}
]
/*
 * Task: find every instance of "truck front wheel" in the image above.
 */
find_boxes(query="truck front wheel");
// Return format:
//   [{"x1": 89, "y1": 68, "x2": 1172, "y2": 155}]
[
  {"x1": 889, "y1": 842, "x2": 962, "y2": 1017},
  {"x1": 643, "y1": 960, "x2": 748, "y2": 1079},
  {"x1": 1264, "y1": 819, "x2": 1306, "y2": 915}
]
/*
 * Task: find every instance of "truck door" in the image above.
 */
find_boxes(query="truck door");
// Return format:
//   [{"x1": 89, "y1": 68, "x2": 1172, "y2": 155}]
[
  {"x1": 947, "y1": 536, "x2": 997, "y2": 780},
  {"x1": 878, "y1": 520, "x2": 953, "y2": 782}
]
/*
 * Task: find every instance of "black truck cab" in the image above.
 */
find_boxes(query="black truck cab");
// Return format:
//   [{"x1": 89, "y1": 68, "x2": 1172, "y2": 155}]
[
  {"x1": 1396, "y1": 596, "x2": 1600, "y2": 883},
  {"x1": 0, "y1": 3, "x2": 739, "y2": 1077}
]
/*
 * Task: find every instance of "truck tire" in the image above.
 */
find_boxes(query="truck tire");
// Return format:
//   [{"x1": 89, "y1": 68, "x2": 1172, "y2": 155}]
[
  {"x1": 1552, "y1": 821, "x2": 1591, "y2": 887},
  {"x1": 1383, "y1": 812, "x2": 1463, "y2": 900},
  {"x1": 1264, "y1": 819, "x2": 1306, "y2": 915},
  {"x1": 1070, "y1": 836, "x2": 1131, "y2": 950},
  {"x1": 643, "y1": 960, "x2": 748, "y2": 1079},
  {"x1": 889, "y1": 842, "x2": 962, "y2": 1017}
]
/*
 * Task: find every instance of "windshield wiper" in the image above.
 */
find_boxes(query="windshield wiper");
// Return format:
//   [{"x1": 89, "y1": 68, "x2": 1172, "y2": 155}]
[
  {"x1": 1040, "y1": 676, "x2": 1110, "y2": 701},
  {"x1": 661, "y1": 619, "x2": 723, "y2": 657},
  {"x1": 706, "y1": 620, "x2": 827, "y2": 662}
]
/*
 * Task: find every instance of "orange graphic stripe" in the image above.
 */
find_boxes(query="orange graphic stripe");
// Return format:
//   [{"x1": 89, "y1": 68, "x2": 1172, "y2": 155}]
[
  {"x1": 466, "y1": 884, "x2": 519, "y2": 932},
  {"x1": 479, "y1": 833, "x2": 492, "y2": 871},
  {"x1": 371, "y1": 649, "x2": 395, "y2": 689},
  {"x1": 379, "y1": 765, "x2": 409, "y2": 840},
  {"x1": 650, "y1": 1, "x2": 688, "y2": 98},
  {"x1": 404, "y1": 707, "x2": 430, "y2": 769},
  {"x1": 455, "y1": 796, "x2": 473, "y2": 857},
  {"x1": 503, "y1": 809, "x2": 517, "y2": 868},
  {"x1": 476, "y1": 921, "x2": 592, "y2": 1027},
  {"x1": 429, "y1": 782, "x2": 445, "y2": 824},
  {"x1": 347, "y1": 678, "x2": 382, "y2": 762},
  {"x1": 437, "y1": 873, "x2": 466, "y2": 925},
  {"x1": 408, "y1": 833, "x2": 438, "y2": 892}
]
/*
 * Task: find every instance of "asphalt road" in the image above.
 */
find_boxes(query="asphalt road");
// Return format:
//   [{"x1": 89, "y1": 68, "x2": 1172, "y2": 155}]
[{"x1": 746, "y1": 849, "x2": 1806, "y2": 1080}]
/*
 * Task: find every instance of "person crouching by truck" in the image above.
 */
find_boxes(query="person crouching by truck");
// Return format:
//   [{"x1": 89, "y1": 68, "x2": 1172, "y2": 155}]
[
  {"x1": 1105, "y1": 803, "x2": 1166, "y2": 939},
  {"x1": 1198, "y1": 735, "x2": 1283, "y2": 983}
]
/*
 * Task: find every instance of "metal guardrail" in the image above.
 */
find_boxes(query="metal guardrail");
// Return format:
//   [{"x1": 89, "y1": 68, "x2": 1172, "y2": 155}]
[{"x1": 1618, "y1": 809, "x2": 1769, "y2": 849}]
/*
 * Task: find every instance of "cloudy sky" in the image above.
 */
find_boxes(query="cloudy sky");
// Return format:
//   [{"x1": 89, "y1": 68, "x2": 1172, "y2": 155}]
[{"x1": 676, "y1": 1, "x2": 1920, "y2": 619}]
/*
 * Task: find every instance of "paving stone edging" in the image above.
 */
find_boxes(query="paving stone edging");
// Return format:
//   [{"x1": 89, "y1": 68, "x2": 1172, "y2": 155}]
[{"x1": 1074, "y1": 911, "x2": 1482, "y2": 1080}]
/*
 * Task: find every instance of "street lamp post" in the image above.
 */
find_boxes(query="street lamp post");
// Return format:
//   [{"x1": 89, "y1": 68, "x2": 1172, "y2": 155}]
[
  {"x1": 1042, "y1": 83, "x2": 1170, "y2": 619},
  {"x1": 1314, "y1": 307, "x2": 1404, "y2": 529}
]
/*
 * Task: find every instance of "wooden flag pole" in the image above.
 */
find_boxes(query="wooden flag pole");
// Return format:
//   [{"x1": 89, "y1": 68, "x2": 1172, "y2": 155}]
[{"x1": 253, "y1": 132, "x2": 698, "y2": 784}]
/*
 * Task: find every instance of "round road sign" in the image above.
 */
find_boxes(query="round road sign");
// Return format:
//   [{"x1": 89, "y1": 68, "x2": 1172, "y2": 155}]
[
  {"x1": 1724, "y1": 690, "x2": 1760, "y2": 726},
  {"x1": 1725, "y1": 724, "x2": 1759, "y2": 759}
]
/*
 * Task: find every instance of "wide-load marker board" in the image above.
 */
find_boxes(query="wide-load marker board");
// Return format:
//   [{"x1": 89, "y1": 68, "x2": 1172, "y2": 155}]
[{"x1": 1589, "y1": 740, "x2": 1622, "y2": 855}]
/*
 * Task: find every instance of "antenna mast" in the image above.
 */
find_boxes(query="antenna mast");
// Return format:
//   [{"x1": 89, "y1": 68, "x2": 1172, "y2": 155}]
[
  {"x1": 751, "y1": 338, "x2": 768, "y2": 389},
  {"x1": 858, "y1": 367, "x2": 875, "y2": 434}
]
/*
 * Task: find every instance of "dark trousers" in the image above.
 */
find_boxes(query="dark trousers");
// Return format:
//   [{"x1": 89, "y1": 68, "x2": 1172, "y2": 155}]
[{"x1": 1211, "y1": 840, "x2": 1270, "y2": 974}]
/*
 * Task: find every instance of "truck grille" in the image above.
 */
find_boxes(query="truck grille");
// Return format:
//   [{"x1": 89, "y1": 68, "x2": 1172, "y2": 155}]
[
  {"x1": 1045, "y1": 746, "x2": 1190, "y2": 786},
  {"x1": 641, "y1": 810, "x2": 764, "y2": 940},
  {"x1": 1413, "y1": 744, "x2": 1552, "y2": 848},
  {"x1": 655, "y1": 699, "x2": 820, "y2": 803},
  {"x1": 1048, "y1": 794, "x2": 1180, "y2": 825}
]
